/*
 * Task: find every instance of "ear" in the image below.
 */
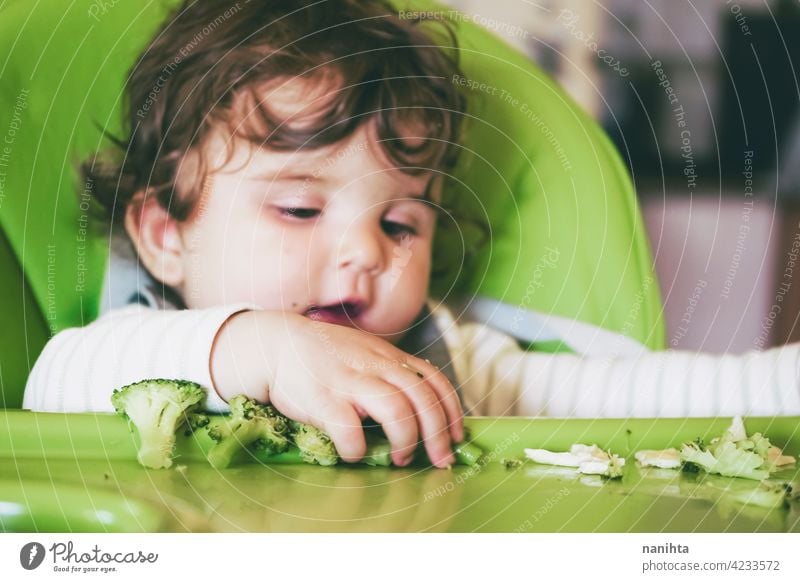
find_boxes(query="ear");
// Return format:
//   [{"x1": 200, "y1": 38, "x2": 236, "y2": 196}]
[{"x1": 124, "y1": 191, "x2": 186, "y2": 288}]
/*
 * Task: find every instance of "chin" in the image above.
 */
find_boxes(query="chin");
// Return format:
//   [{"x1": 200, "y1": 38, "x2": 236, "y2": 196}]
[{"x1": 360, "y1": 311, "x2": 421, "y2": 344}]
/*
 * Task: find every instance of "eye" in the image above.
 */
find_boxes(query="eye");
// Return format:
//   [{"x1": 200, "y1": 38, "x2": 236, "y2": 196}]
[
  {"x1": 276, "y1": 207, "x2": 320, "y2": 220},
  {"x1": 381, "y1": 219, "x2": 417, "y2": 238}
]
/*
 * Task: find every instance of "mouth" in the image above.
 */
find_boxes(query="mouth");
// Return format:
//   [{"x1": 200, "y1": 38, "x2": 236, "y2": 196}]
[{"x1": 304, "y1": 300, "x2": 366, "y2": 325}]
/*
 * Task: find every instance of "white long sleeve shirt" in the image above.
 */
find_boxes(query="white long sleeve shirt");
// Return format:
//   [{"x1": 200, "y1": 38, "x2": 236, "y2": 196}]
[
  {"x1": 431, "y1": 303, "x2": 800, "y2": 417},
  {"x1": 23, "y1": 303, "x2": 253, "y2": 413},
  {"x1": 23, "y1": 300, "x2": 800, "y2": 418}
]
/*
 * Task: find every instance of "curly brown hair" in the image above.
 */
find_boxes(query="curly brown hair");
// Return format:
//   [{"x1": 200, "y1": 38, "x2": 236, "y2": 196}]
[{"x1": 84, "y1": 0, "x2": 467, "y2": 223}]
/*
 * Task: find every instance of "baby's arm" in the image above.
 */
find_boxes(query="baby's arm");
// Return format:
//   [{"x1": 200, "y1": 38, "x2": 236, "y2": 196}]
[
  {"x1": 23, "y1": 304, "x2": 254, "y2": 413},
  {"x1": 25, "y1": 306, "x2": 463, "y2": 467},
  {"x1": 450, "y1": 320, "x2": 800, "y2": 417}
]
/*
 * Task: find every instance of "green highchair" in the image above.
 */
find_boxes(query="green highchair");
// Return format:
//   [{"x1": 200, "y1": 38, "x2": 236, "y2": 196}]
[{"x1": 0, "y1": 0, "x2": 664, "y2": 410}]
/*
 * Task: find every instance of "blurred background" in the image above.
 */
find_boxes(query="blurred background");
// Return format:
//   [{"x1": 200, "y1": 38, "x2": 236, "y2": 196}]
[{"x1": 443, "y1": 0, "x2": 800, "y2": 353}]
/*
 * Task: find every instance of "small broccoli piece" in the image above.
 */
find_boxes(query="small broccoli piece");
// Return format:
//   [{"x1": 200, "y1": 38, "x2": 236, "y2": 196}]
[
  {"x1": 359, "y1": 432, "x2": 394, "y2": 466},
  {"x1": 453, "y1": 441, "x2": 485, "y2": 466},
  {"x1": 680, "y1": 440, "x2": 769, "y2": 480},
  {"x1": 206, "y1": 396, "x2": 290, "y2": 469},
  {"x1": 501, "y1": 457, "x2": 523, "y2": 470},
  {"x1": 184, "y1": 413, "x2": 210, "y2": 436},
  {"x1": 289, "y1": 421, "x2": 339, "y2": 466},
  {"x1": 678, "y1": 417, "x2": 794, "y2": 480},
  {"x1": 681, "y1": 461, "x2": 701, "y2": 474},
  {"x1": 111, "y1": 379, "x2": 206, "y2": 469},
  {"x1": 604, "y1": 450, "x2": 626, "y2": 479}
]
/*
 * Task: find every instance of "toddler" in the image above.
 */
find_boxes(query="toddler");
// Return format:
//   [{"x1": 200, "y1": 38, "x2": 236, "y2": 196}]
[{"x1": 25, "y1": 0, "x2": 800, "y2": 469}]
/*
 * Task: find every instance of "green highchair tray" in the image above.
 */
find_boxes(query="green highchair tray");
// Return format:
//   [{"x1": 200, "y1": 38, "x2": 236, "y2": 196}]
[{"x1": 2, "y1": 413, "x2": 798, "y2": 532}]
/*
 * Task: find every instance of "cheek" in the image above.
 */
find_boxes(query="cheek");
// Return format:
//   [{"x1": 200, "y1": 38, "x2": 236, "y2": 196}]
[
  {"x1": 231, "y1": 228, "x2": 314, "y2": 305},
  {"x1": 181, "y1": 215, "x2": 314, "y2": 309},
  {"x1": 180, "y1": 228, "x2": 244, "y2": 308},
  {"x1": 375, "y1": 252, "x2": 433, "y2": 342},
  {"x1": 403, "y1": 253, "x2": 431, "y2": 294},
  {"x1": 409, "y1": 239, "x2": 433, "y2": 284},
  {"x1": 383, "y1": 240, "x2": 432, "y2": 302}
]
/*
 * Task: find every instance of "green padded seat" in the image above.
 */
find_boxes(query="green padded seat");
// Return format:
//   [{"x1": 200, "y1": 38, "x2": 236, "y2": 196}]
[{"x1": 0, "y1": 0, "x2": 664, "y2": 408}]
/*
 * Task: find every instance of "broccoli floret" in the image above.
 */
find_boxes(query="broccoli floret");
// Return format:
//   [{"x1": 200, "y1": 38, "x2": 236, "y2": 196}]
[
  {"x1": 111, "y1": 379, "x2": 205, "y2": 469},
  {"x1": 206, "y1": 396, "x2": 290, "y2": 469},
  {"x1": 289, "y1": 421, "x2": 339, "y2": 466}
]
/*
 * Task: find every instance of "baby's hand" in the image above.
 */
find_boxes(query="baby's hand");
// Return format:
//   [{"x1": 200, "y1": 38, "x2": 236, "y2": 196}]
[{"x1": 211, "y1": 310, "x2": 463, "y2": 468}]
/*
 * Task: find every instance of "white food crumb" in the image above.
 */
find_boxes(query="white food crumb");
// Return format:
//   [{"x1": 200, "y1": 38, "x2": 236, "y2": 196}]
[{"x1": 634, "y1": 448, "x2": 681, "y2": 469}]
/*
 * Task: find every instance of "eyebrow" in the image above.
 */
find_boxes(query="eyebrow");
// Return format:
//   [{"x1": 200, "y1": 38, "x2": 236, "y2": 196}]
[
  {"x1": 247, "y1": 174, "x2": 431, "y2": 194},
  {"x1": 395, "y1": 194, "x2": 438, "y2": 211},
  {"x1": 245, "y1": 169, "x2": 436, "y2": 206},
  {"x1": 246, "y1": 171, "x2": 322, "y2": 183}
]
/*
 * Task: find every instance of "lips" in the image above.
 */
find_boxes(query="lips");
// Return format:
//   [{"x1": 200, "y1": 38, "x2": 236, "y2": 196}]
[{"x1": 305, "y1": 300, "x2": 366, "y2": 325}]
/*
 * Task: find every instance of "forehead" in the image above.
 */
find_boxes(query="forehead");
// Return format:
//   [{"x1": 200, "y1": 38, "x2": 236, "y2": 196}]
[
  {"x1": 175, "y1": 73, "x2": 447, "y2": 203},
  {"x1": 204, "y1": 125, "x2": 432, "y2": 189}
]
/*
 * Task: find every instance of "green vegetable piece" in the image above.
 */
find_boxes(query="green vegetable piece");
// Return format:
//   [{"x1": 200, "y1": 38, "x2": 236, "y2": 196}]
[
  {"x1": 203, "y1": 394, "x2": 487, "y2": 469},
  {"x1": 111, "y1": 379, "x2": 205, "y2": 469},
  {"x1": 362, "y1": 436, "x2": 392, "y2": 467},
  {"x1": 604, "y1": 450, "x2": 625, "y2": 479},
  {"x1": 680, "y1": 440, "x2": 769, "y2": 480},
  {"x1": 678, "y1": 418, "x2": 783, "y2": 481},
  {"x1": 261, "y1": 446, "x2": 305, "y2": 464},
  {"x1": 501, "y1": 458, "x2": 523, "y2": 470},
  {"x1": 289, "y1": 421, "x2": 338, "y2": 466},
  {"x1": 184, "y1": 413, "x2": 210, "y2": 436},
  {"x1": 206, "y1": 396, "x2": 290, "y2": 469},
  {"x1": 453, "y1": 441, "x2": 484, "y2": 466},
  {"x1": 751, "y1": 433, "x2": 772, "y2": 458}
]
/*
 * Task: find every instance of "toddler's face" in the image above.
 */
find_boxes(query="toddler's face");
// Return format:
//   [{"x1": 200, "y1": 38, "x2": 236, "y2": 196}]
[{"x1": 173, "y1": 123, "x2": 438, "y2": 344}]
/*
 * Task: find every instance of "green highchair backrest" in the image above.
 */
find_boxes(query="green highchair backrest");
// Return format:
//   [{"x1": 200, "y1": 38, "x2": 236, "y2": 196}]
[
  {"x1": 0, "y1": 0, "x2": 665, "y2": 408},
  {"x1": 0, "y1": 228, "x2": 50, "y2": 408}
]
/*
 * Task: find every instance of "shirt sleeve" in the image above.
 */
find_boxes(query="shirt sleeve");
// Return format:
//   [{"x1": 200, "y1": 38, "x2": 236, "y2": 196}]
[
  {"x1": 438, "y1": 308, "x2": 800, "y2": 417},
  {"x1": 23, "y1": 303, "x2": 257, "y2": 413}
]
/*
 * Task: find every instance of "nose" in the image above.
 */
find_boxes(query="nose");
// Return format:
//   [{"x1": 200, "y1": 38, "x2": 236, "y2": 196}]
[{"x1": 337, "y1": 220, "x2": 385, "y2": 275}]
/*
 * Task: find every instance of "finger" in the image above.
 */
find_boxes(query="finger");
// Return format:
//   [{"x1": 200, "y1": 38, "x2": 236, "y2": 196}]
[
  {"x1": 352, "y1": 379, "x2": 419, "y2": 466},
  {"x1": 410, "y1": 357, "x2": 464, "y2": 443},
  {"x1": 312, "y1": 397, "x2": 366, "y2": 463},
  {"x1": 386, "y1": 367, "x2": 454, "y2": 468}
]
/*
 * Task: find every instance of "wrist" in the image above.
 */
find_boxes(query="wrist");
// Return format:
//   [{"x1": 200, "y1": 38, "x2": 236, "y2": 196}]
[{"x1": 210, "y1": 309, "x2": 277, "y2": 403}]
